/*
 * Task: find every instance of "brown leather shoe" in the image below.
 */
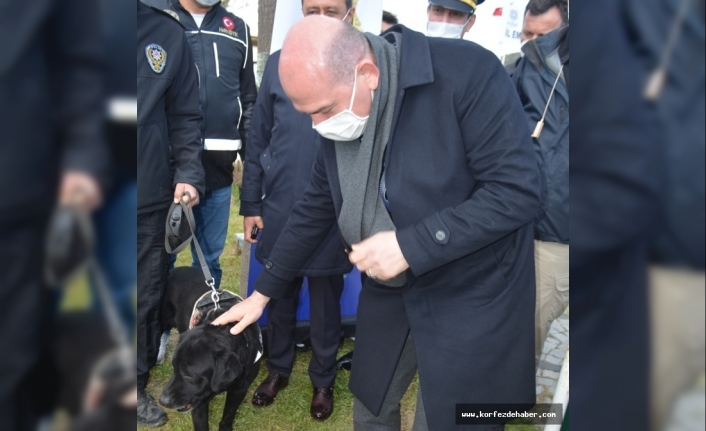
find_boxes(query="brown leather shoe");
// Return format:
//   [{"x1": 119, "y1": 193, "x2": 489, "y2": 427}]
[
  {"x1": 310, "y1": 387, "x2": 334, "y2": 421},
  {"x1": 252, "y1": 373, "x2": 289, "y2": 407}
]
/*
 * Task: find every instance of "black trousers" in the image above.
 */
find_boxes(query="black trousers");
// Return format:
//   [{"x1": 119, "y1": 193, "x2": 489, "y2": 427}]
[
  {"x1": 0, "y1": 216, "x2": 51, "y2": 431},
  {"x1": 266, "y1": 275, "x2": 344, "y2": 388},
  {"x1": 136, "y1": 207, "x2": 170, "y2": 390}
]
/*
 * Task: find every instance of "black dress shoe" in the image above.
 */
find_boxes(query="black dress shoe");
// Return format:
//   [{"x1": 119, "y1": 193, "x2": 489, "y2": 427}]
[
  {"x1": 252, "y1": 373, "x2": 289, "y2": 407},
  {"x1": 335, "y1": 350, "x2": 353, "y2": 370},
  {"x1": 310, "y1": 387, "x2": 334, "y2": 421},
  {"x1": 137, "y1": 390, "x2": 168, "y2": 427}
]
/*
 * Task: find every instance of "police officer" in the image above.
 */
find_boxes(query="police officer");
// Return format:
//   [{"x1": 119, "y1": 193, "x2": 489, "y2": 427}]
[
  {"x1": 144, "y1": 0, "x2": 258, "y2": 290},
  {"x1": 1, "y1": 0, "x2": 107, "y2": 428},
  {"x1": 426, "y1": 0, "x2": 484, "y2": 39},
  {"x1": 137, "y1": 1, "x2": 205, "y2": 426}
]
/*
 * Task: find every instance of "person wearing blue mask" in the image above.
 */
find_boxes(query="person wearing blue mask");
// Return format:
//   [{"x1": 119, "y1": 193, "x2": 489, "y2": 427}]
[
  {"x1": 426, "y1": 0, "x2": 483, "y2": 39},
  {"x1": 507, "y1": 0, "x2": 569, "y2": 370},
  {"x1": 144, "y1": 0, "x2": 257, "y2": 372},
  {"x1": 137, "y1": 1, "x2": 204, "y2": 426},
  {"x1": 142, "y1": 0, "x2": 257, "y2": 292},
  {"x1": 506, "y1": 0, "x2": 567, "y2": 75}
]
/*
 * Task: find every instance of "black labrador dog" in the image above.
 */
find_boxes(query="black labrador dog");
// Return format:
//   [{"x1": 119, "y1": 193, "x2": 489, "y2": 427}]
[{"x1": 159, "y1": 267, "x2": 262, "y2": 431}]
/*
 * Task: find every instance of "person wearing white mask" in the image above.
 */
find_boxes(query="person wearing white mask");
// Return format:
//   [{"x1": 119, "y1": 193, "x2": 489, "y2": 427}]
[
  {"x1": 239, "y1": 0, "x2": 356, "y2": 422},
  {"x1": 426, "y1": 0, "x2": 484, "y2": 39},
  {"x1": 215, "y1": 15, "x2": 540, "y2": 431}
]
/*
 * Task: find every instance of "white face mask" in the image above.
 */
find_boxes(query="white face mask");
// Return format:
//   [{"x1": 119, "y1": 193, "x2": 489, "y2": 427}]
[
  {"x1": 312, "y1": 68, "x2": 371, "y2": 141},
  {"x1": 426, "y1": 12, "x2": 471, "y2": 39},
  {"x1": 426, "y1": 21, "x2": 465, "y2": 38},
  {"x1": 195, "y1": 0, "x2": 220, "y2": 6}
]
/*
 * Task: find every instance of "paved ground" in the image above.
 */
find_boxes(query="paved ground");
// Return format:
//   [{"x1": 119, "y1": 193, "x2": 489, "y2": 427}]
[
  {"x1": 535, "y1": 310, "x2": 705, "y2": 431},
  {"x1": 536, "y1": 309, "x2": 569, "y2": 404},
  {"x1": 665, "y1": 374, "x2": 706, "y2": 431}
]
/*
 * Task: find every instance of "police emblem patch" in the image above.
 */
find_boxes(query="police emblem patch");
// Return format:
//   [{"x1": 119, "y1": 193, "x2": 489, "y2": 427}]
[
  {"x1": 145, "y1": 44, "x2": 167, "y2": 74},
  {"x1": 164, "y1": 9, "x2": 180, "y2": 21}
]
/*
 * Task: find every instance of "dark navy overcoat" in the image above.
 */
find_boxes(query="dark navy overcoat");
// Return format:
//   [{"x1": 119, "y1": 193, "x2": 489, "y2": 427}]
[{"x1": 255, "y1": 26, "x2": 540, "y2": 430}]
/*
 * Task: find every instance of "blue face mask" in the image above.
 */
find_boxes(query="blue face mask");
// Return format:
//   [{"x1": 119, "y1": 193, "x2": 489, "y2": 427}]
[{"x1": 195, "y1": 0, "x2": 220, "y2": 6}]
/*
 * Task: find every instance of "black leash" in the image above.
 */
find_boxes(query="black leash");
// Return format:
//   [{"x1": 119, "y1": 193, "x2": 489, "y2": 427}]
[
  {"x1": 165, "y1": 192, "x2": 223, "y2": 309},
  {"x1": 90, "y1": 257, "x2": 131, "y2": 348}
]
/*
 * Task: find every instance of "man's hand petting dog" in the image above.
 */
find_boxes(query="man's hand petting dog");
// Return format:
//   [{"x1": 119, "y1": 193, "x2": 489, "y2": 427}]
[{"x1": 212, "y1": 291, "x2": 270, "y2": 336}]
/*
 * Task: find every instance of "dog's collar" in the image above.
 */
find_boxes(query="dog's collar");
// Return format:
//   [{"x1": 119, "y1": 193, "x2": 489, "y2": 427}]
[
  {"x1": 189, "y1": 289, "x2": 239, "y2": 329},
  {"x1": 189, "y1": 290, "x2": 263, "y2": 363}
]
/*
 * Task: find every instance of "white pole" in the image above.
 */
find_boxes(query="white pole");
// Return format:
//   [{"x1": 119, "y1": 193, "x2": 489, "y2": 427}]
[{"x1": 544, "y1": 346, "x2": 569, "y2": 431}]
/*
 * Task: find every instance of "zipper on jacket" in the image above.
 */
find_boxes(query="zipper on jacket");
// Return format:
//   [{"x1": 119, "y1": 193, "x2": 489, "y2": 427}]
[
  {"x1": 213, "y1": 42, "x2": 220, "y2": 77},
  {"x1": 197, "y1": 30, "x2": 208, "y2": 134},
  {"x1": 237, "y1": 97, "x2": 242, "y2": 129}
]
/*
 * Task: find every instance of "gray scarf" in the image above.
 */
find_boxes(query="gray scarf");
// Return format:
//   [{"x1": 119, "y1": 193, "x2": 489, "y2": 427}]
[{"x1": 335, "y1": 32, "x2": 405, "y2": 287}]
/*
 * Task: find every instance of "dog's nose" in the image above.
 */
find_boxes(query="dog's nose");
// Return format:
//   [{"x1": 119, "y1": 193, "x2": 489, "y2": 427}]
[{"x1": 159, "y1": 392, "x2": 172, "y2": 408}]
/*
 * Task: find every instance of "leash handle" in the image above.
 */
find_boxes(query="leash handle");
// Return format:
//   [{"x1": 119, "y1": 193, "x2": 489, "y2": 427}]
[{"x1": 165, "y1": 194, "x2": 218, "y2": 304}]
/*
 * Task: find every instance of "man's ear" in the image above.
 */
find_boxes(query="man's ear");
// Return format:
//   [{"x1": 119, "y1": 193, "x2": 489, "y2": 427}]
[
  {"x1": 463, "y1": 14, "x2": 477, "y2": 34},
  {"x1": 359, "y1": 61, "x2": 380, "y2": 91},
  {"x1": 345, "y1": 6, "x2": 356, "y2": 24},
  {"x1": 210, "y1": 351, "x2": 242, "y2": 393}
]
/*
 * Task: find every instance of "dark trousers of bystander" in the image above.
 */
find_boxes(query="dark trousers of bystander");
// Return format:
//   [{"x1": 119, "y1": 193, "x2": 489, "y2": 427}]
[
  {"x1": 137, "y1": 207, "x2": 170, "y2": 390},
  {"x1": 0, "y1": 215, "x2": 52, "y2": 431},
  {"x1": 266, "y1": 275, "x2": 344, "y2": 388}
]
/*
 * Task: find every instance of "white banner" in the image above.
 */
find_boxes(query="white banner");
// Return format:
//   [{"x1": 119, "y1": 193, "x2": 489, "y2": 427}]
[{"x1": 501, "y1": 0, "x2": 528, "y2": 55}]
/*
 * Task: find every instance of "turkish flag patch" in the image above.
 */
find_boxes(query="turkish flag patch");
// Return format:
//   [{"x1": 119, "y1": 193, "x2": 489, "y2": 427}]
[{"x1": 222, "y1": 16, "x2": 235, "y2": 30}]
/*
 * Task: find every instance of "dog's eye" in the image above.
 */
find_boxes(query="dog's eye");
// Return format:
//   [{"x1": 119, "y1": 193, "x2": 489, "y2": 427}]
[{"x1": 181, "y1": 366, "x2": 196, "y2": 379}]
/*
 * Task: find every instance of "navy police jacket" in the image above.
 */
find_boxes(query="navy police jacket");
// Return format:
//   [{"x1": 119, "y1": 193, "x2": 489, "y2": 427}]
[
  {"x1": 252, "y1": 25, "x2": 541, "y2": 430},
  {"x1": 137, "y1": 1, "x2": 204, "y2": 213},
  {"x1": 143, "y1": 0, "x2": 257, "y2": 192},
  {"x1": 0, "y1": 0, "x2": 108, "y2": 223},
  {"x1": 623, "y1": 0, "x2": 705, "y2": 270}
]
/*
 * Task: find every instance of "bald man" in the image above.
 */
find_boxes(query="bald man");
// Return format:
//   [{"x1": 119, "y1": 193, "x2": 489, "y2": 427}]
[{"x1": 215, "y1": 16, "x2": 540, "y2": 431}]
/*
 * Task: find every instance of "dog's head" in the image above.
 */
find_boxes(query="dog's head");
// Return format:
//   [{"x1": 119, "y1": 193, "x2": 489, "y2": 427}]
[{"x1": 158, "y1": 317, "x2": 253, "y2": 412}]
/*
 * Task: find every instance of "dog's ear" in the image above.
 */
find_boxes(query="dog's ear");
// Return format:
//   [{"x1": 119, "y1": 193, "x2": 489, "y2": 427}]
[{"x1": 210, "y1": 350, "x2": 242, "y2": 393}]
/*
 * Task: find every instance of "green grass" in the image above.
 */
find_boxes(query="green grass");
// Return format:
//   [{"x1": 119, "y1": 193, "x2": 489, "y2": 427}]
[
  {"x1": 56, "y1": 189, "x2": 538, "y2": 431},
  {"x1": 137, "y1": 191, "x2": 425, "y2": 430},
  {"x1": 56, "y1": 189, "x2": 543, "y2": 431}
]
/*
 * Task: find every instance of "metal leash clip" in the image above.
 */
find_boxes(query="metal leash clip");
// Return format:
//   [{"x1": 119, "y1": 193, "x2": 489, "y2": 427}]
[{"x1": 208, "y1": 279, "x2": 221, "y2": 309}]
